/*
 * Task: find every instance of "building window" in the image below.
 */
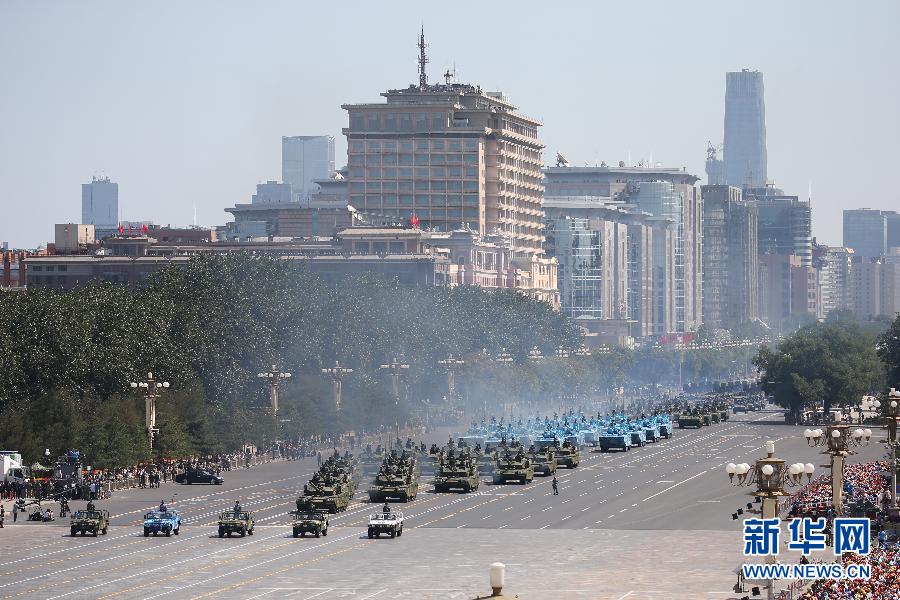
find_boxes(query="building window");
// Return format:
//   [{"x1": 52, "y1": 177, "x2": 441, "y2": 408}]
[{"x1": 355, "y1": 241, "x2": 370, "y2": 253}]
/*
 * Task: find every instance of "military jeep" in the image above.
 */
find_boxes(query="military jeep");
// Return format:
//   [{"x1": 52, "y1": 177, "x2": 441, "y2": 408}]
[
  {"x1": 217, "y1": 511, "x2": 254, "y2": 537},
  {"x1": 292, "y1": 511, "x2": 329, "y2": 538},
  {"x1": 70, "y1": 510, "x2": 110, "y2": 537}
]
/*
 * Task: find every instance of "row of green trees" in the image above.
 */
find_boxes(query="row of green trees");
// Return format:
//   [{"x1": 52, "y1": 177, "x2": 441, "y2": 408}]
[
  {"x1": 0, "y1": 253, "x2": 783, "y2": 465},
  {"x1": 753, "y1": 312, "x2": 900, "y2": 421}
]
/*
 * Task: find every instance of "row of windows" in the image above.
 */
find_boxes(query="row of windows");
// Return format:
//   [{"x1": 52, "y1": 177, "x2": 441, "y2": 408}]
[
  {"x1": 348, "y1": 153, "x2": 479, "y2": 167},
  {"x1": 348, "y1": 166, "x2": 479, "y2": 179},
  {"x1": 350, "y1": 194, "x2": 480, "y2": 207},
  {"x1": 350, "y1": 179, "x2": 479, "y2": 192},
  {"x1": 364, "y1": 208, "x2": 479, "y2": 219},
  {"x1": 349, "y1": 112, "x2": 448, "y2": 133},
  {"x1": 28, "y1": 264, "x2": 68, "y2": 272},
  {"x1": 349, "y1": 139, "x2": 479, "y2": 152}
]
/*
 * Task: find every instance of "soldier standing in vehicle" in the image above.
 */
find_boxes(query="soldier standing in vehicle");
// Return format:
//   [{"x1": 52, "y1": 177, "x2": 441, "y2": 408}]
[
  {"x1": 382, "y1": 502, "x2": 390, "y2": 514},
  {"x1": 552, "y1": 476, "x2": 559, "y2": 495}
]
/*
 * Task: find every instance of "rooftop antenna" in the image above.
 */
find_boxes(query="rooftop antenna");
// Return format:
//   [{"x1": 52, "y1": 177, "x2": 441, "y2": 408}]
[
  {"x1": 417, "y1": 25, "x2": 429, "y2": 90},
  {"x1": 193, "y1": 200, "x2": 197, "y2": 227}
]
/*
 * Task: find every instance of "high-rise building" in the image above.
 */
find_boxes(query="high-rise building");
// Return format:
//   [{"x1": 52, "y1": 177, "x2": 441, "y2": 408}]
[
  {"x1": 749, "y1": 187, "x2": 812, "y2": 267},
  {"x1": 282, "y1": 136, "x2": 335, "y2": 202},
  {"x1": 758, "y1": 254, "x2": 799, "y2": 328},
  {"x1": 705, "y1": 143, "x2": 725, "y2": 185},
  {"x1": 724, "y1": 69, "x2": 767, "y2": 189},
  {"x1": 542, "y1": 195, "x2": 676, "y2": 340},
  {"x1": 81, "y1": 176, "x2": 118, "y2": 235},
  {"x1": 849, "y1": 259, "x2": 900, "y2": 318},
  {"x1": 701, "y1": 185, "x2": 758, "y2": 330},
  {"x1": 343, "y1": 31, "x2": 545, "y2": 256},
  {"x1": 814, "y1": 245, "x2": 854, "y2": 317},
  {"x1": 843, "y1": 208, "x2": 888, "y2": 260},
  {"x1": 886, "y1": 211, "x2": 900, "y2": 253},
  {"x1": 543, "y1": 165, "x2": 703, "y2": 332}
]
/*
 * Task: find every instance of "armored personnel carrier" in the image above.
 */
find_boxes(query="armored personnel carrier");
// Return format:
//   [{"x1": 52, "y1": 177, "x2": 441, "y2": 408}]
[
  {"x1": 320, "y1": 451, "x2": 361, "y2": 494},
  {"x1": 528, "y1": 446, "x2": 557, "y2": 476},
  {"x1": 433, "y1": 451, "x2": 480, "y2": 492},
  {"x1": 493, "y1": 450, "x2": 534, "y2": 484},
  {"x1": 367, "y1": 451, "x2": 419, "y2": 502},
  {"x1": 679, "y1": 411, "x2": 703, "y2": 429}
]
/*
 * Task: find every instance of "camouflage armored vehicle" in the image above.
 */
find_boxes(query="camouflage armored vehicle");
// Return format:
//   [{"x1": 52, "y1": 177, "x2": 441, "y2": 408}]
[
  {"x1": 679, "y1": 412, "x2": 703, "y2": 429},
  {"x1": 433, "y1": 451, "x2": 480, "y2": 492},
  {"x1": 291, "y1": 511, "x2": 328, "y2": 538},
  {"x1": 320, "y1": 451, "x2": 361, "y2": 494},
  {"x1": 298, "y1": 476, "x2": 352, "y2": 513},
  {"x1": 476, "y1": 449, "x2": 497, "y2": 476},
  {"x1": 367, "y1": 452, "x2": 419, "y2": 502},
  {"x1": 528, "y1": 446, "x2": 557, "y2": 476},
  {"x1": 70, "y1": 509, "x2": 109, "y2": 537},
  {"x1": 709, "y1": 410, "x2": 721, "y2": 424},
  {"x1": 700, "y1": 411, "x2": 713, "y2": 426},
  {"x1": 493, "y1": 450, "x2": 534, "y2": 484},
  {"x1": 553, "y1": 441, "x2": 581, "y2": 469},
  {"x1": 218, "y1": 510, "x2": 254, "y2": 537}
]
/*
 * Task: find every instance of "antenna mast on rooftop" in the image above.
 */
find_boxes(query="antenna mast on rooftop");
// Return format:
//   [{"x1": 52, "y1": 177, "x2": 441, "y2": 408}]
[{"x1": 417, "y1": 26, "x2": 429, "y2": 90}]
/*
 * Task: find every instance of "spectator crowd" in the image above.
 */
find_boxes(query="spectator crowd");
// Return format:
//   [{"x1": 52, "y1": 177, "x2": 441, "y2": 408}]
[
  {"x1": 799, "y1": 544, "x2": 900, "y2": 599},
  {"x1": 787, "y1": 462, "x2": 891, "y2": 519}
]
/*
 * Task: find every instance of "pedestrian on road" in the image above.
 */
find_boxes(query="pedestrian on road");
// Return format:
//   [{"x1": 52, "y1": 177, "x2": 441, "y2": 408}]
[
  {"x1": 552, "y1": 477, "x2": 559, "y2": 495},
  {"x1": 12, "y1": 502, "x2": 17, "y2": 522}
]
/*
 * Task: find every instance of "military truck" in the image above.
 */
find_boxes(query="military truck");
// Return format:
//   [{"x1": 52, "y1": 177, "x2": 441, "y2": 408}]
[
  {"x1": 553, "y1": 442, "x2": 581, "y2": 468},
  {"x1": 70, "y1": 509, "x2": 109, "y2": 537},
  {"x1": 493, "y1": 451, "x2": 534, "y2": 484},
  {"x1": 367, "y1": 453, "x2": 419, "y2": 502},
  {"x1": 433, "y1": 452, "x2": 480, "y2": 492},
  {"x1": 218, "y1": 511, "x2": 254, "y2": 537},
  {"x1": 291, "y1": 511, "x2": 328, "y2": 538},
  {"x1": 528, "y1": 446, "x2": 557, "y2": 476}
]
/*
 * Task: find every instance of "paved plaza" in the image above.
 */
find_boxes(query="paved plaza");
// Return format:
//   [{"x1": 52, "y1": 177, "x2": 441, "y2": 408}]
[{"x1": 0, "y1": 411, "x2": 887, "y2": 599}]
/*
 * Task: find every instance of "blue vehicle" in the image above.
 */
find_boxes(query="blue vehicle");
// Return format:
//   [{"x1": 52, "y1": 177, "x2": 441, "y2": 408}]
[
  {"x1": 599, "y1": 427, "x2": 630, "y2": 453},
  {"x1": 143, "y1": 510, "x2": 181, "y2": 537},
  {"x1": 628, "y1": 426, "x2": 647, "y2": 448}
]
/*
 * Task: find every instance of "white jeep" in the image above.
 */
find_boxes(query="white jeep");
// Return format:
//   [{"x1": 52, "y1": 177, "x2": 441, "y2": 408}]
[{"x1": 367, "y1": 512, "x2": 404, "y2": 539}]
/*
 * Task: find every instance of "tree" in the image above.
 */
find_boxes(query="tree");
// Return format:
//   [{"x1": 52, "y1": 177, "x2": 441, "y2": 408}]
[
  {"x1": 878, "y1": 314, "x2": 900, "y2": 390},
  {"x1": 754, "y1": 321, "x2": 886, "y2": 421}
]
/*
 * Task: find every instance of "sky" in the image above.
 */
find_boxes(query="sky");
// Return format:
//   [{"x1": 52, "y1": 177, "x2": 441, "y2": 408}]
[{"x1": 1, "y1": 0, "x2": 898, "y2": 249}]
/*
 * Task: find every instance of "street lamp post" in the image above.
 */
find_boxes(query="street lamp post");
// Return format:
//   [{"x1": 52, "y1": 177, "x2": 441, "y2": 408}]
[
  {"x1": 804, "y1": 424, "x2": 872, "y2": 515},
  {"x1": 130, "y1": 372, "x2": 170, "y2": 452},
  {"x1": 437, "y1": 354, "x2": 465, "y2": 404},
  {"x1": 726, "y1": 441, "x2": 815, "y2": 600},
  {"x1": 256, "y1": 365, "x2": 292, "y2": 418},
  {"x1": 379, "y1": 357, "x2": 409, "y2": 404},
  {"x1": 875, "y1": 389, "x2": 900, "y2": 509},
  {"x1": 321, "y1": 361, "x2": 353, "y2": 411}
]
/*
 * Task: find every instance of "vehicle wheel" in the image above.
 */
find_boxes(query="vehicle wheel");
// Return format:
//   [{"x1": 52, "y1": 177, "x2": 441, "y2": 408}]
[
  {"x1": 398, "y1": 525, "x2": 403, "y2": 537},
  {"x1": 293, "y1": 531, "x2": 299, "y2": 538},
  {"x1": 165, "y1": 529, "x2": 171, "y2": 537},
  {"x1": 92, "y1": 529, "x2": 98, "y2": 537},
  {"x1": 81, "y1": 531, "x2": 86, "y2": 536},
  {"x1": 227, "y1": 531, "x2": 232, "y2": 537},
  {"x1": 248, "y1": 528, "x2": 254, "y2": 536},
  {"x1": 315, "y1": 531, "x2": 320, "y2": 538},
  {"x1": 390, "y1": 528, "x2": 396, "y2": 538},
  {"x1": 368, "y1": 530, "x2": 374, "y2": 539},
  {"x1": 218, "y1": 527, "x2": 224, "y2": 537},
  {"x1": 71, "y1": 528, "x2": 77, "y2": 537},
  {"x1": 103, "y1": 526, "x2": 108, "y2": 535},
  {"x1": 186, "y1": 480, "x2": 192, "y2": 485},
  {"x1": 241, "y1": 527, "x2": 246, "y2": 537},
  {"x1": 322, "y1": 527, "x2": 327, "y2": 537}
]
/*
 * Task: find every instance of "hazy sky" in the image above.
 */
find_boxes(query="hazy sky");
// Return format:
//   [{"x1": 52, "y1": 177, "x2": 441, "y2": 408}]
[{"x1": 2, "y1": 1, "x2": 898, "y2": 249}]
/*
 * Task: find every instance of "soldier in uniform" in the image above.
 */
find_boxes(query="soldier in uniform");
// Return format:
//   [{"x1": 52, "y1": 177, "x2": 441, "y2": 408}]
[
  {"x1": 552, "y1": 476, "x2": 559, "y2": 495},
  {"x1": 382, "y1": 502, "x2": 390, "y2": 515},
  {"x1": 233, "y1": 500, "x2": 242, "y2": 515}
]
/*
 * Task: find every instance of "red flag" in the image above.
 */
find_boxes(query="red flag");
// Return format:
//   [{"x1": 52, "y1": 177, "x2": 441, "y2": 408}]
[
  {"x1": 141, "y1": 223, "x2": 149, "y2": 234},
  {"x1": 410, "y1": 213, "x2": 420, "y2": 229},
  {"x1": 118, "y1": 223, "x2": 125, "y2": 235},
  {"x1": 128, "y1": 225, "x2": 133, "y2": 235}
]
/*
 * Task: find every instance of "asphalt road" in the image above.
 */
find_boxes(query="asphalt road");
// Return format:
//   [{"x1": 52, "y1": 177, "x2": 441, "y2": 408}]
[{"x1": 0, "y1": 409, "x2": 887, "y2": 600}]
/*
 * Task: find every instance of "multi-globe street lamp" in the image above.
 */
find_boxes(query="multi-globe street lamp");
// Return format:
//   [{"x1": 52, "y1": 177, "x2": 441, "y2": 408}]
[
  {"x1": 527, "y1": 346, "x2": 543, "y2": 362},
  {"x1": 873, "y1": 388, "x2": 900, "y2": 509},
  {"x1": 437, "y1": 354, "x2": 465, "y2": 403},
  {"x1": 804, "y1": 424, "x2": 871, "y2": 515},
  {"x1": 379, "y1": 357, "x2": 409, "y2": 404},
  {"x1": 321, "y1": 361, "x2": 353, "y2": 412},
  {"x1": 256, "y1": 365, "x2": 291, "y2": 417},
  {"x1": 725, "y1": 440, "x2": 814, "y2": 600},
  {"x1": 130, "y1": 372, "x2": 170, "y2": 451}
]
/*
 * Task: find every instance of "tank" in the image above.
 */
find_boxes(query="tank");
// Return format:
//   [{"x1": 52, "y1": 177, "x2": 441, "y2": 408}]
[
  {"x1": 599, "y1": 427, "x2": 630, "y2": 452},
  {"x1": 367, "y1": 452, "x2": 419, "y2": 503},
  {"x1": 554, "y1": 442, "x2": 581, "y2": 468},
  {"x1": 492, "y1": 450, "x2": 534, "y2": 484},
  {"x1": 297, "y1": 479, "x2": 351, "y2": 514},
  {"x1": 433, "y1": 451, "x2": 480, "y2": 493},
  {"x1": 528, "y1": 446, "x2": 557, "y2": 476}
]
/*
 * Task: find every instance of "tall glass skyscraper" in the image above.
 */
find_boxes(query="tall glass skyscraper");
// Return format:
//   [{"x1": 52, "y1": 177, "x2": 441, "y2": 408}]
[
  {"x1": 724, "y1": 70, "x2": 767, "y2": 189},
  {"x1": 843, "y1": 208, "x2": 888, "y2": 260}
]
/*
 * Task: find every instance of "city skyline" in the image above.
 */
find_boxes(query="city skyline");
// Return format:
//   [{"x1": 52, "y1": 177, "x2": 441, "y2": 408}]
[{"x1": 1, "y1": 1, "x2": 899, "y2": 249}]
